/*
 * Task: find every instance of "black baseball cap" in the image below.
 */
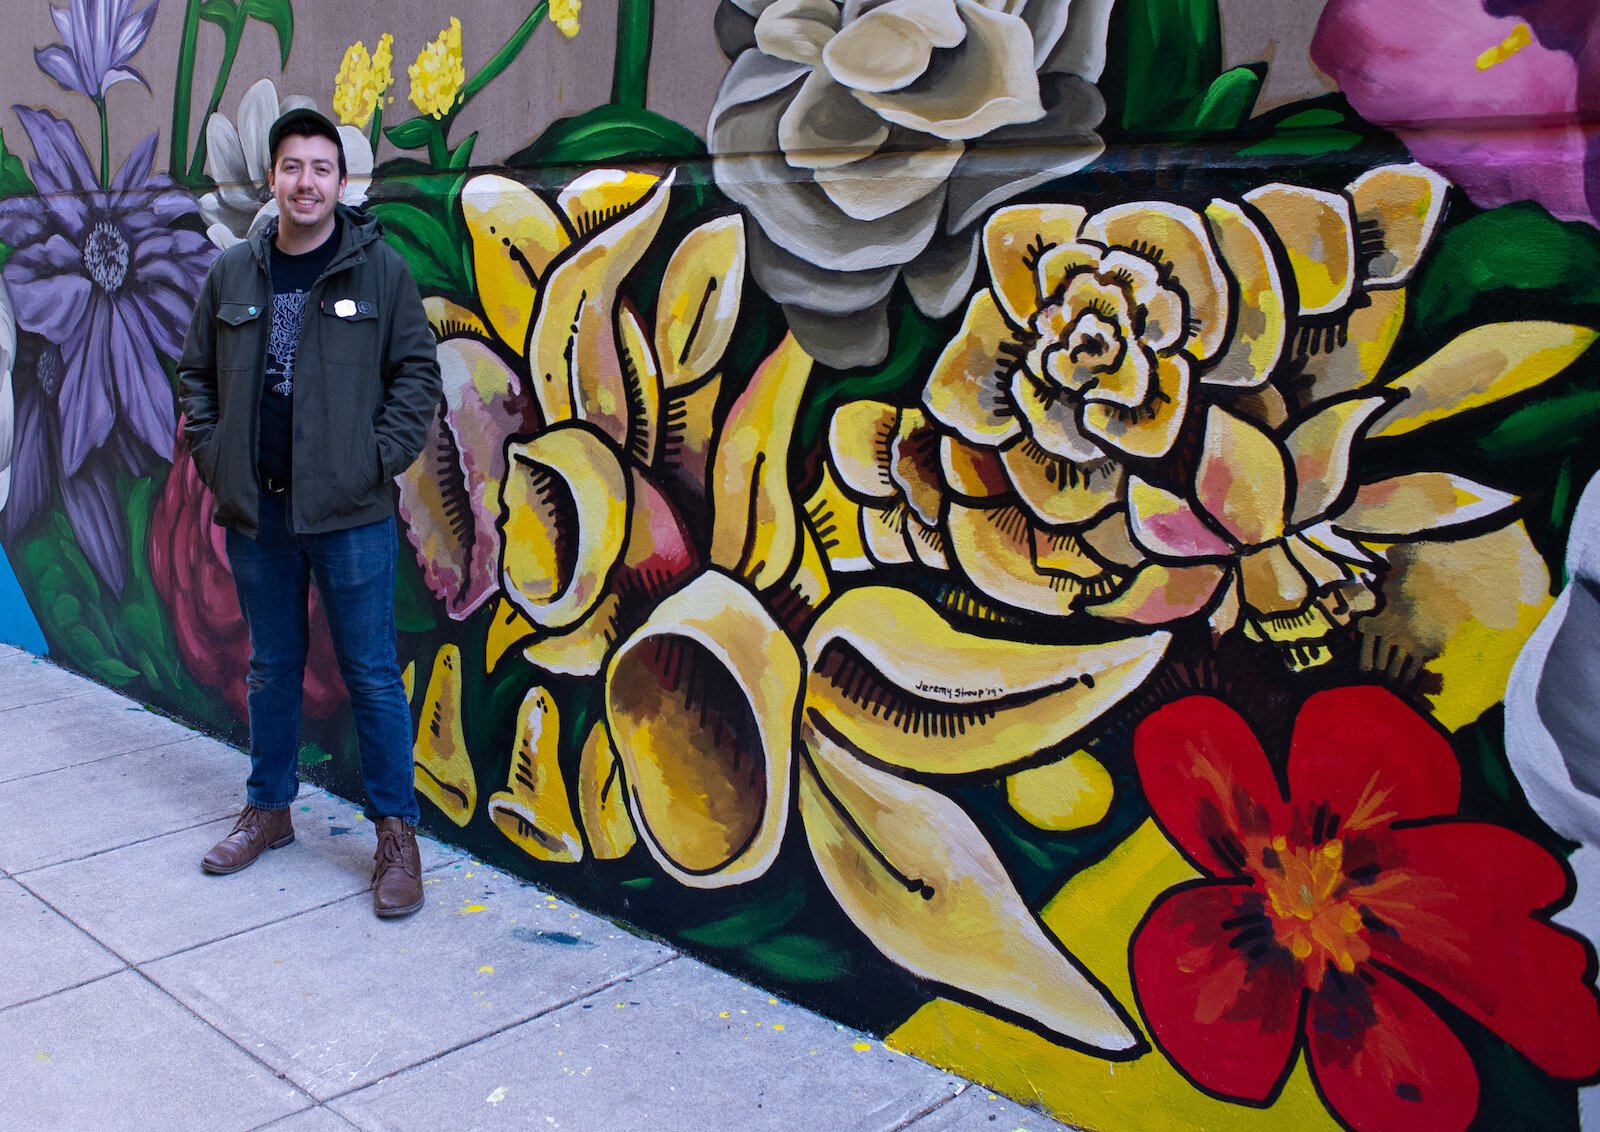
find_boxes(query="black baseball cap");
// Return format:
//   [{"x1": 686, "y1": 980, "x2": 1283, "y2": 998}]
[{"x1": 267, "y1": 106, "x2": 346, "y2": 176}]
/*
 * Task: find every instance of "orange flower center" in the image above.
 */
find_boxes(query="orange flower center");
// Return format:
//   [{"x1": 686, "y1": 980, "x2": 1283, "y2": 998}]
[{"x1": 1259, "y1": 836, "x2": 1370, "y2": 988}]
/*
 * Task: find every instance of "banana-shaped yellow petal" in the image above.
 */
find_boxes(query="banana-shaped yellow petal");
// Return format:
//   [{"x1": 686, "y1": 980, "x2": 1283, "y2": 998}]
[
  {"x1": 656, "y1": 372, "x2": 723, "y2": 512},
  {"x1": 617, "y1": 300, "x2": 662, "y2": 465},
  {"x1": 803, "y1": 586, "x2": 1170, "y2": 775},
  {"x1": 656, "y1": 214, "x2": 747, "y2": 390},
  {"x1": 803, "y1": 461, "x2": 872, "y2": 573},
  {"x1": 527, "y1": 171, "x2": 674, "y2": 424},
  {"x1": 485, "y1": 597, "x2": 535, "y2": 672},
  {"x1": 487, "y1": 685, "x2": 583, "y2": 862},
  {"x1": 422, "y1": 295, "x2": 491, "y2": 342},
  {"x1": 1242, "y1": 183, "x2": 1355, "y2": 318},
  {"x1": 461, "y1": 174, "x2": 570, "y2": 352},
  {"x1": 1370, "y1": 321, "x2": 1599, "y2": 439},
  {"x1": 577, "y1": 719, "x2": 636, "y2": 860},
  {"x1": 413, "y1": 644, "x2": 477, "y2": 826},
  {"x1": 798, "y1": 715, "x2": 1139, "y2": 1051},
  {"x1": 605, "y1": 570, "x2": 802, "y2": 887},
  {"x1": 499, "y1": 424, "x2": 629, "y2": 631},
  {"x1": 522, "y1": 592, "x2": 622, "y2": 678},
  {"x1": 709, "y1": 333, "x2": 814, "y2": 590}
]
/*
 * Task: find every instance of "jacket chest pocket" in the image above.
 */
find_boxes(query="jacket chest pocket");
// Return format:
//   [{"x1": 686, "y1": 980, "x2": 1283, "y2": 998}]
[
  {"x1": 216, "y1": 300, "x2": 264, "y2": 351},
  {"x1": 318, "y1": 297, "x2": 380, "y2": 360}
]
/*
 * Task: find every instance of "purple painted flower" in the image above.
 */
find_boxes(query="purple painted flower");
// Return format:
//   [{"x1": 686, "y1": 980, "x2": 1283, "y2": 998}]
[
  {"x1": 34, "y1": 0, "x2": 159, "y2": 100},
  {"x1": 1312, "y1": 0, "x2": 1600, "y2": 227},
  {"x1": 0, "y1": 107, "x2": 214, "y2": 593}
]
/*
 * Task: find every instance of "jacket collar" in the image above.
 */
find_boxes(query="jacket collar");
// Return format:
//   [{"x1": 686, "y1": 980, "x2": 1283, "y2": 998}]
[{"x1": 248, "y1": 203, "x2": 382, "y2": 274}]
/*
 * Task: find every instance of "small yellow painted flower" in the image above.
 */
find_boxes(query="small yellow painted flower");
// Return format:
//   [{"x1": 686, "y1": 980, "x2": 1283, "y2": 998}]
[
  {"x1": 551, "y1": 0, "x2": 581, "y2": 38},
  {"x1": 333, "y1": 33, "x2": 395, "y2": 127},
  {"x1": 408, "y1": 17, "x2": 466, "y2": 119}
]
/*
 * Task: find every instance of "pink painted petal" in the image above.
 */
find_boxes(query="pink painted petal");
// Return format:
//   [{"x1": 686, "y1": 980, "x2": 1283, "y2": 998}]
[
  {"x1": 1088, "y1": 562, "x2": 1227, "y2": 625},
  {"x1": 1195, "y1": 407, "x2": 1288, "y2": 546},
  {"x1": 1127, "y1": 476, "x2": 1232, "y2": 559},
  {"x1": 1312, "y1": 0, "x2": 1594, "y2": 225}
]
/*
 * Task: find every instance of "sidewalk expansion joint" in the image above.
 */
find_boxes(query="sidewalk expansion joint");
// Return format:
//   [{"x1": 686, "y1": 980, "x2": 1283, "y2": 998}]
[{"x1": 310, "y1": 950, "x2": 683, "y2": 1103}]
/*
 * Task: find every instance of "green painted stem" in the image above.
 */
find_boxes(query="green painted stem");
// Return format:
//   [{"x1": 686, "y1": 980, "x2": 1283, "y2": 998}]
[
  {"x1": 170, "y1": 0, "x2": 203, "y2": 180},
  {"x1": 188, "y1": 28, "x2": 245, "y2": 184},
  {"x1": 456, "y1": 2, "x2": 548, "y2": 112},
  {"x1": 368, "y1": 103, "x2": 385, "y2": 155},
  {"x1": 96, "y1": 97, "x2": 109, "y2": 187},
  {"x1": 612, "y1": 0, "x2": 654, "y2": 109},
  {"x1": 425, "y1": 121, "x2": 450, "y2": 169}
]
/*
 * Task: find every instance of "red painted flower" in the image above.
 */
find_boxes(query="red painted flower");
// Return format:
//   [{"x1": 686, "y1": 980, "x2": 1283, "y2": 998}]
[
  {"x1": 149, "y1": 424, "x2": 345, "y2": 721},
  {"x1": 1131, "y1": 687, "x2": 1600, "y2": 1132}
]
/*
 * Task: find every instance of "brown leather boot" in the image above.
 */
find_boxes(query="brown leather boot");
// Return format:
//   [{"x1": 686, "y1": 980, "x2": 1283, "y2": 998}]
[
  {"x1": 372, "y1": 817, "x2": 424, "y2": 918},
  {"x1": 201, "y1": 804, "x2": 295, "y2": 874}
]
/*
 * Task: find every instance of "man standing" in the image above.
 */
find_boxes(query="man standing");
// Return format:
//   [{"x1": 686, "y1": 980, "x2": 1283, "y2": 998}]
[{"x1": 178, "y1": 108, "x2": 441, "y2": 918}]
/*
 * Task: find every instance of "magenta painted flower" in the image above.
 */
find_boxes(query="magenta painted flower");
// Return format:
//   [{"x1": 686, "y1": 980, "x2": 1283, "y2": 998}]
[
  {"x1": 35, "y1": 0, "x2": 160, "y2": 100},
  {"x1": 0, "y1": 107, "x2": 214, "y2": 592},
  {"x1": 149, "y1": 425, "x2": 346, "y2": 722},
  {"x1": 1312, "y1": 0, "x2": 1600, "y2": 226}
]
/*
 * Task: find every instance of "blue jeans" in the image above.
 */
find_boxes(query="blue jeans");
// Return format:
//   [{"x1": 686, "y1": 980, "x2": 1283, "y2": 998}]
[{"x1": 225, "y1": 490, "x2": 420, "y2": 824}]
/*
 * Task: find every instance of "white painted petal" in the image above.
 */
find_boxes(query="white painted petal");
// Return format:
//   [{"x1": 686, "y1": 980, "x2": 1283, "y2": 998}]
[
  {"x1": 855, "y1": 1, "x2": 1044, "y2": 141},
  {"x1": 814, "y1": 140, "x2": 963, "y2": 221},
  {"x1": 779, "y1": 69, "x2": 891, "y2": 170}
]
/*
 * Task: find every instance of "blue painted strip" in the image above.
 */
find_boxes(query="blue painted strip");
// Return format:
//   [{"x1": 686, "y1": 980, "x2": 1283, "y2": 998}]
[{"x1": 0, "y1": 541, "x2": 47, "y2": 654}]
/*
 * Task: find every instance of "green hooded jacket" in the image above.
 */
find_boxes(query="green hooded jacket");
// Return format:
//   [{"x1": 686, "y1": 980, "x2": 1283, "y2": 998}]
[{"x1": 177, "y1": 204, "x2": 442, "y2": 538}]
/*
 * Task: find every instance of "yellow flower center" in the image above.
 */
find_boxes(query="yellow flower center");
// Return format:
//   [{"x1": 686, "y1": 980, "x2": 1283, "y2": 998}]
[
  {"x1": 409, "y1": 17, "x2": 466, "y2": 119},
  {"x1": 1260, "y1": 835, "x2": 1370, "y2": 989}
]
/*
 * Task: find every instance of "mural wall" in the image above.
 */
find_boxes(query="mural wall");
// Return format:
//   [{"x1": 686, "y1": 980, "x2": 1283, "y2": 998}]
[{"x1": 2, "y1": 1, "x2": 1599, "y2": 1127}]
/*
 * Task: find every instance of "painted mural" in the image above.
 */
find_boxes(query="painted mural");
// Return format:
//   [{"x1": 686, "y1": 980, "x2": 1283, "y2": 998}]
[{"x1": 1, "y1": 0, "x2": 1599, "y2": 1128}]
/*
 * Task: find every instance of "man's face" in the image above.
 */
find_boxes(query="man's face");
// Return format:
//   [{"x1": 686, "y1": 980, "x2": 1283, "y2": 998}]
[{"x1": 268, "y1": 133, "x2": 345, "y2": 241}]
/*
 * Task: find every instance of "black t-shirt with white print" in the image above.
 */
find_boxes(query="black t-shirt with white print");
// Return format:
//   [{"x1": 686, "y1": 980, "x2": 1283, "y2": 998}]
[{"x1": 260, "y1": 219, "x2": 340, "y2": 486}]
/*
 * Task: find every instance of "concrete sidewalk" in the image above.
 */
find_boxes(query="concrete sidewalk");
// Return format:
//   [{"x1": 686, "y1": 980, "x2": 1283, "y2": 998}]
[{"x1": 0, "y1": 645, "x2": 1073, "y2": 1131}]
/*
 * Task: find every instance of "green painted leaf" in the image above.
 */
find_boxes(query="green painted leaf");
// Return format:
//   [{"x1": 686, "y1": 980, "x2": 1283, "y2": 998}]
[
  {"x1": 0, "y1": 129, "x2": 37, "y2": 198},
  {"x1": 1101, "y1": 0, "x2": 1222, "y2": 135},
  {"x1": 371, "y1": 199, "x2": 469, "y2": 297},
  {"x1": 742, "y1": 933, "x2": 852, "y2": 984},
  {"x1": 678, "y1": 881, "x2": 806, "y2": 947},
  {"x1": 198, "y1": 0, "x2": 238, "y2": 28},
  {"x1": 447, "y1": 132, "x2": 477, "y2": 171},
  {"x1": 508, "y1": 106, "x2": 705, "y2": 169},
  {"x1": 793, "y1": 303, "x2": 947, "y2": 460},
  {"x1": 1238, "y1": 129, "x2": 1364, "y2": 158},
  {"x1": 1412, "y1": 203, "x2": 1600, "y2": 331},
  {"x1": 1174, "y1": 64, "x2": 1264, "y2": 133},
  {"x1": 299, "y1": 743, "x2": 333, "y2": 767},
  {"x1": 1474, "y1": 387, "x2": 1600, "y2": 462},
  {"x1": 1274, "y1": 108, "x2": 1346, "y2": 130},
  {"x1": 242, "y1": 0, "x2": 295, "y2": 69},
  {"x1": 385, "y1": 117, "x2": 438, "y2": 152}
]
